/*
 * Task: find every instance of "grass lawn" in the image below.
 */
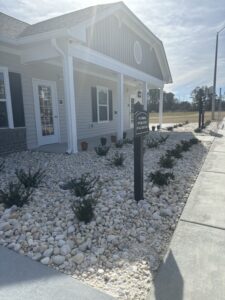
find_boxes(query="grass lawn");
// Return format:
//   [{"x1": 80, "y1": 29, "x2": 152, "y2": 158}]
[{"x1": 149, "y1": 111, "x2": 225, "y2": 124}]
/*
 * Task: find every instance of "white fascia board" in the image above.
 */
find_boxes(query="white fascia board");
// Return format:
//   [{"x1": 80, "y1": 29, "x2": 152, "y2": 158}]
[
  {"x1": 0, "y1": 44, "x2": 21, "y2": 56},
  {"x1": 21, "y1": 42, "x2": 60, "y2": 63},
  {"x1": 69, "y1": 44, "x2": 164, "y2": 88}
]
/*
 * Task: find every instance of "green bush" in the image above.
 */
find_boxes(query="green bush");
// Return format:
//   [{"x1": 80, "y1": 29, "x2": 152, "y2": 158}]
[
  {"x1": 100, "y1": 137, "x2": 107, "y2": 146},
  {"x1": 189, "y1": 138, "x2": 200, "y2": 145},
  {"x1": 173, "y1": 124, "x2": 178, "y2": 128},
  {"x1": 159, "y1": 155, "x2": 175, "y2": 168},
  {"x1": 149, "y1": 170, "x2": 174, "y2": 186},
  {"x1": 95, "y1": 145, "x2": 110, "y2": 156},
  {"x1": 178, "y1": 123, "x2": 183, "y2": 127},
  {"x1": 181, "y1": 140, "x2": 191, "y2": 151},
  {"x1": 0, "y1": 182, "x2": 33, "y2": 208},
  {"x1": 61, "y1": 173, "x2": 99, "y2": 197},
  {"x1": 123, "y1": 138, "x2": 133, "y2": 144},
  {"x1": 158, "y1": 135, "x2": 169, "y2": 144},
  {"x1": 110, "y1": 152, "x2": 125, "y2": 166},
  {"x1": 15, "y1": 168, "x2": 45, "y2": 188},
  {"x1": 194, "y1": 128, "x2": 202, "y2": 133},
  {"x1": 146, "y1": 139, "x2": 159, "y2": 149},
  {"x1": 71, "y1": 195, "x2": 97, "y2": 224},
  {"x1": 166, "y1": 145, "x2": 183, "y2": 159},
  {"x1": 205, "y1": 120, "x2": 211, "y2": 127},
  {"x1": 115, "y1": 140, "x2": 123, "y2": 148},
  {"x1": 167, "y1": 126, "x2": 173, "y2": 131}
]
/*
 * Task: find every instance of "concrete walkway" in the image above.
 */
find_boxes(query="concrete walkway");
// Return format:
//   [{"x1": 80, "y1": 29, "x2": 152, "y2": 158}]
[
  {"x1": 147, "y1": 120, "x2": 225, "y2": 300},
  {"x1": 0, "y1": 246, "x2": 114, "y2": 300}
]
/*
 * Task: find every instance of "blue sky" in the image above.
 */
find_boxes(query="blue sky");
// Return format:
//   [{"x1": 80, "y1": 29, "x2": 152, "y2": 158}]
[{"x1": 1, "y1": 0, "x2": 225, "y2": 101}]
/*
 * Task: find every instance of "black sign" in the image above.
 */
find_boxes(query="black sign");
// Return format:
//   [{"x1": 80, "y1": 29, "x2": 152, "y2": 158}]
[
  {"x1": 133, "y1": 102, "x2": 149, "y2": 202},
  {"x1": 134, "y1": 111, "x2": 149, "y2": 137}
]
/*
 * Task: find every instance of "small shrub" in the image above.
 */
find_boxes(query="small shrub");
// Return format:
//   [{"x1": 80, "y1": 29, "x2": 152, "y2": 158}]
[
  {"x1": 189, "y1": 138, "x2": 200, "y2": 145},
  {"x1": 159, "y1": 155, "x2": 175, "y2": 168},
  {"x1": 0, "y1": 160, "x2": 5, "y2": 172},
  {"x1": 123, "y1": 138, "x2": 133, "y2": 144},
  {"x1": 123, "y1": 132, "x2": 127, "y2": 139},
  {"x1": 61, "y1": 173, "x2": 99, "y2": 197},
  {"x1": 146, "y1": 139, "x2": 159, "y2": 149},
  {"x1": 0, "y1": 182, "x2": 33, "y2": 208},
  {"x1": 71, "y1": 195, "x2": 97, "y2": 224},
  {"x1": 15, "y1": 168, "x2": 45, "y2": 188},
  {"x1": 158, "y1": 135, "x2": 169, "y2": 144},
  {"x1": 166, "y1": 146, "x2": 183, "y2": 159},
  {"x1": 181, "y1": 140, "x2": 191, "y2": 151},
  {"x1": 178, "y1": 123, "x2": 183, "y2": 127},
  {"x1": 95, "y1": 145, "x2": 110, "y2": 156},
  {"x1": 149, "y1": 170, "x2": 174, "y2": 186},
  {"x1": 110, "y1": 152, "x2": 125, "y2": 166},
  {"x1": 205, "y1": 120, "x2": 211, "y2": 127},
  {"x1": 152, "y1": 126, "x2": 156, "y2": 131},
  {"x1": 167, "y1": 126, "x2": 173, "y2": 131},
  {"x1": 115, "y1": 140, "x2": 123, "y2": 148},
  {"x1": 100, "y1": 137, "x2": 107, "y2": 146},
  {"x1": 184, "y1": 120, "x2": 189, "y2": 124},
  {"x1": 173, "y1": 124, "x2": 178, "y2": 128},
  {"x1": 194, "y1": 128, "x2": 202, "y2": 133}
]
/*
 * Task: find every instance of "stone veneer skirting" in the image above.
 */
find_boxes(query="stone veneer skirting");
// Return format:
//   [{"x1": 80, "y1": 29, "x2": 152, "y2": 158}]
[{"x1": 0, "y1": 128, "x2": 27, "y2": 155}]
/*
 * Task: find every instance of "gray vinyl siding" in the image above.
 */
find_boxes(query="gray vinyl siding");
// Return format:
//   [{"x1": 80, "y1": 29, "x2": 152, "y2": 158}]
[
  {"x1": 86, "y1": 15, "x2": 163, "y2": 81},
  {"x1": 0, "y1": 50, "x2": 132, "y2": 149},
  {"x1": 0, "y1": 51, "x2": 67, "y2": 149},
  {"x1": 75, "y1": 71, "x2": 118, "y2": 139}
]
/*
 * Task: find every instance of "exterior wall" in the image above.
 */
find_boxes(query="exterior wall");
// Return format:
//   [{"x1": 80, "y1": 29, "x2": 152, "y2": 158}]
[
  {"x1": 75, "y1": 71, "x2": 118, "y2": 139},
  {"x1": 0, "y1": 50, "x2": 135, "y2": 151},
  {"x1": 0, "y1": 128, "x2": 26, "y2": 155},
  {"x1": 86, "y1": 15, "x2": 163, "y2": 80},
  {"x1": 0, "y1": 50, "x2": 67, "y2": 149}
]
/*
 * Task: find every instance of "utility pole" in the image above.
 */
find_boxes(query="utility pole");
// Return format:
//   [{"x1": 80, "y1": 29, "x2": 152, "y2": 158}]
[{"x1": 212, "y1": 26, "x2": 225, "y2": 120}]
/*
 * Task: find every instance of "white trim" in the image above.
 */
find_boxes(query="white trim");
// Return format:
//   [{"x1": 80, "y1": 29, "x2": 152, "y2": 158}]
[
  {"x1": 32, "y1": 78, "x2": 60, "y2": 146},
  {"x1": 70, "y1": 44, "x2": 164, "y2": 87},
  {"x1": 0, "y1": 66, "x2": 14, "y2": 128},
  {"x1": 0, "y1": 45, "x2": 21, "y2": 56},
  {"x1": 143, "y1": 81, "x2": 148, "y2": 111},
  {"x1": 159, "y1": 87, "x2": 164, "y2": 126},
  {"x1": 117, "y1": 73, "x2": 124, "y2": 139},
  {"x1": 96, "y1": 86, "x2": 109, "y2": 123}
]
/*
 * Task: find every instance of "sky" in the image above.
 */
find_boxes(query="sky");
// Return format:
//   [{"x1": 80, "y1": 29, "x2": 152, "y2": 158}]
[{"x1": 0, "y1": 0, "x2": 225, "y2": 101}]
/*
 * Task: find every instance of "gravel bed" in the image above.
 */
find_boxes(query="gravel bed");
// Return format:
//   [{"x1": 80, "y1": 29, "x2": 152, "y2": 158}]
[{"x1": 0, "y1": 123, "x2": 213, "y2": 299}]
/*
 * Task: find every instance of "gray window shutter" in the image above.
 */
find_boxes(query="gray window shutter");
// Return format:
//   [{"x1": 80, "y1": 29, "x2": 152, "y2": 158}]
[
  {"x1": 91, "y1": 87, "x2": 97, "y2": 122},
  {"x1": 109, "y1": 90, "x2": 113, "y2": 121},
  {"x1": 9, "y1": 72, "x2": 25, "y2": 127}
]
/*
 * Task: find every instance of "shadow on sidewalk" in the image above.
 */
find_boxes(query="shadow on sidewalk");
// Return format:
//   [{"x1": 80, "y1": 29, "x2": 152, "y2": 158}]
[{"x1": 147, "y1": 250, "x2": 184, "y2": 300}]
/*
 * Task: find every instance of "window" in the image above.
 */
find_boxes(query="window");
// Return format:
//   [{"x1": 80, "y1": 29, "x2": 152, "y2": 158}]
[
  {"x1": 97, "y1": 86, "x2": 109, "y2": 122},
  {"x1": 0, "y1": 67, "x2": 13, "y2": 128}
]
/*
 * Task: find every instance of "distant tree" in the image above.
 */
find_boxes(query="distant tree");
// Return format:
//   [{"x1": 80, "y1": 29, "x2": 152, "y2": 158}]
[{"x1": 191, "y1": 86, "x2": 213, "y2": 111}]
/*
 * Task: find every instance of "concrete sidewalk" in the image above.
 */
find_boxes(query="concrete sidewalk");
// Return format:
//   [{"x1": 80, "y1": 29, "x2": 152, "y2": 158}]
[
  {"x1": 0, "y1": 245, "x2": 115, "y2": 300},
  {"x1": 147, "y1": 120, "x2": 225, "y2": 300}
]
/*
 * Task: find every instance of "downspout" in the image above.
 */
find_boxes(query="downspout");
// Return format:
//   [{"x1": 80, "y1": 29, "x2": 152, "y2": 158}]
[{"x1": 51, "y1": 38, "x2": 73, "y2": 154}]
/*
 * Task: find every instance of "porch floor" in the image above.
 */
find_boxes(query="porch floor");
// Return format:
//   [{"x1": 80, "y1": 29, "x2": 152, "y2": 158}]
[{"x1": 33, "y1": 131, "x2": 134, "y2": 154}]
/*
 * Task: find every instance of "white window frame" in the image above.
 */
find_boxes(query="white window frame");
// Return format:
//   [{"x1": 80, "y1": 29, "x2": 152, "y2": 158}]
[
  {"x1": 0, "y1": 66, "x2": 14, "y2": 128},
  {"x1": 97, "y1": 86, "x2": 109, "y2": 123}
]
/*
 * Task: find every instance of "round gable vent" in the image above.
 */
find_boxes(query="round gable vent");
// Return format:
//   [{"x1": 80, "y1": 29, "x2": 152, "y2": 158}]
[{"x1": 134, "y1": 41, "x2": 142, "y2": 64}]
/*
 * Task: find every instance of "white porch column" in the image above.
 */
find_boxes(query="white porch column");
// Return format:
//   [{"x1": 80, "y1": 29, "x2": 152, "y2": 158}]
[
  {"x1": 159, "y1": 87, "x2": 164, "y2": 127},
  {"x1": 117, "y1": 73, "x2": 124, "y2": 140},
  {"x1": 63, "y1": 55, "x2": 78, "y2": 153},
  {"x1": 143, "y1": 81, "x2": 148, "y2": 111}
]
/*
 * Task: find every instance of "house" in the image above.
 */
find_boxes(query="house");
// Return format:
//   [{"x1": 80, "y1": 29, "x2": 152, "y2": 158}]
[{"x1": 0, "y1": 2, "x2": 172, "y2": 154}]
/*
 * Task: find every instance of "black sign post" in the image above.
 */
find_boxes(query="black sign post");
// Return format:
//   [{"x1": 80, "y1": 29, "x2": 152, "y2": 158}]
[{"x1": 133, "y1": 102, "x2": 149, "y2": 201}]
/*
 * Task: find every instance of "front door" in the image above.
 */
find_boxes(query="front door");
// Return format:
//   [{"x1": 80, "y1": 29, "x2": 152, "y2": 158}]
[{"x1": 33, "y1": 79, "x2": 59, "y2": 146}]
